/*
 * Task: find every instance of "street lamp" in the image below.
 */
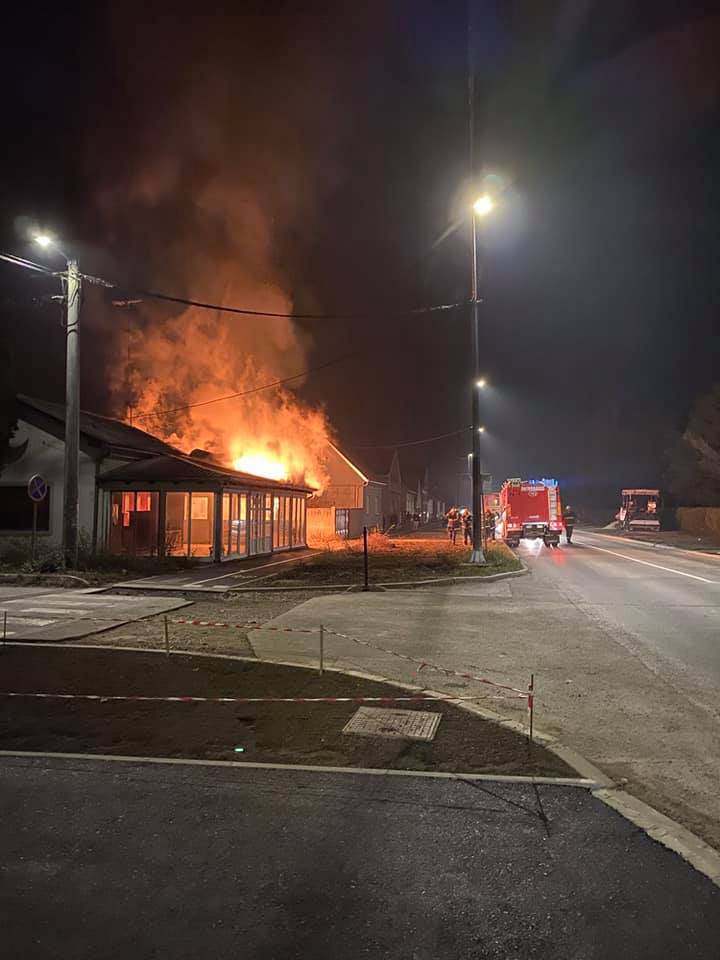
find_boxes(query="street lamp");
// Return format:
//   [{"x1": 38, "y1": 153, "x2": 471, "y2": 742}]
[
  {"x1": 34, "y1": 233, "x2": 81, "y2": 568},
  {"x1": 468, "y1": 194, "x2": 494, "y2": 563}
]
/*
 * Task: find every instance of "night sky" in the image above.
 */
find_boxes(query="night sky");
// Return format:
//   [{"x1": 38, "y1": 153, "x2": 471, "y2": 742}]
[{"x1": 2, "y1": 1, "x2": 720, "y2": 510}]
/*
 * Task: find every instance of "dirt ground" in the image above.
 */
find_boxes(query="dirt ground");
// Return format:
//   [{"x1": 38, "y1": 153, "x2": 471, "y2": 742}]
[
  {"x1": 276, "y1": 537, "x2": 521, "y2": 585},
  {"x1": 0, "y1": 646, "x2": 571, "y2": 776},
  {"x1": 74, "y1": 591, "x2": 317, "y2": 657}
]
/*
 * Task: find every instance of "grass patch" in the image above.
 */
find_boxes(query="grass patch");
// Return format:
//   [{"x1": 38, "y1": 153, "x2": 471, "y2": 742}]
[{"x1": 275, "y1": 535, "x2": 522, "y2": 586}]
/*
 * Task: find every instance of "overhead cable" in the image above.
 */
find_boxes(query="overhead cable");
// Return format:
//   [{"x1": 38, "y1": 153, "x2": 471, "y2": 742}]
[
  {"x1": 356, "y1": 426, "x2": 472, "y2": 448},
  {"x1": 131, "y1": 351, "x2": 357, "y2": 422},
  {"x1": 80, "y1": 271, "x2": 466, "y2": 321},
  {"x1": 0, "y1": 252, "x2": 58, "y2": 276}
]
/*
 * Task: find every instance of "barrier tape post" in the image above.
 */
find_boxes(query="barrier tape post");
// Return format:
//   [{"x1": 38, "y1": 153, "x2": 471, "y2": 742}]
[
  {"x1": 528, "y1": 673, "x2": 535, "y2": 746},
  {"x1": 363, "y1": 526, "x2": 369, "y2": 591},
  {"x1": 164, "y1": 616, "x2": 170, "y2": 658},
  {"x1": 319, "y1": 624, "x2": 324, "y2": 676}
]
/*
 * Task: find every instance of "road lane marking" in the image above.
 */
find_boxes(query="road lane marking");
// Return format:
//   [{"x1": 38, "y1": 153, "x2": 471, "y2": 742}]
[{"x1": 581, "y1": 542, "x2": 718, "y2": 583}]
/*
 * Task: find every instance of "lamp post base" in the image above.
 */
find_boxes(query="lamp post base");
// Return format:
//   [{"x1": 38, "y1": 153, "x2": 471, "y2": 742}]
[{"x1": 468, "y1": 549, "x2": 487, "y2": 564}]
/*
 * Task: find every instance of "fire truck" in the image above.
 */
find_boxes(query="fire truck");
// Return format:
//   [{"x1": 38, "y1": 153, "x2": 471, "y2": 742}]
[{"x1": 497, "y1": 478, "x2": 563, "y2": 548}]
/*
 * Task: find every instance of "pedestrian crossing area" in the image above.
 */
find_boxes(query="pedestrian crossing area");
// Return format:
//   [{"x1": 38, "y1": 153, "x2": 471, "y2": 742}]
[{"x1": 0, "y1": 589, "x2": 190, "y2": 641}]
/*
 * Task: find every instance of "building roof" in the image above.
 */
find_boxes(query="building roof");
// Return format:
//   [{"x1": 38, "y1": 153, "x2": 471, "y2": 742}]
[
  {"x1": 340, "y1": 445, "x2": 396, "y2": 481},
  {"x1": 17, "y1": 394, "x2": 179, "y2": 459},
  {"x1": 98, "y1": 453, "x2": 313, "y2": 493}
]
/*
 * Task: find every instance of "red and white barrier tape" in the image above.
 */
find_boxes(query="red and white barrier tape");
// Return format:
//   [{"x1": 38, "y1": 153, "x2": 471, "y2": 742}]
[
  {"x1": 166, "y1": 619, "x2": 528, "y2": 700},
  {"x1": 324, "y1": 629, "x2": 527, "y2": 698},
  {"x1": 0, "y1": 691, "x2": 521, "y2": 705},
  {"x1": 170, "y1": 618, "x2": 316, "y2": 634}
]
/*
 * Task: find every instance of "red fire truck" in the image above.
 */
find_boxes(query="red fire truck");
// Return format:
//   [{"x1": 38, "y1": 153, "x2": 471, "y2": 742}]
[{"x1": 497, "y1": 478, "x2": 563, "y2": 548}]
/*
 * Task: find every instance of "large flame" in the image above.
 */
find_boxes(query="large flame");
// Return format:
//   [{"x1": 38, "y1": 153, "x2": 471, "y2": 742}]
[{"x1": 114, "y1": 249, "x2": 333, "y2": 492}]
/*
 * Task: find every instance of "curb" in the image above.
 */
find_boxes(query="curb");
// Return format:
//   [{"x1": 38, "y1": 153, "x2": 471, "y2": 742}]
[
  {"x1": 105, "y1": 562, "x2": 529, "y2": 598},
  {"x1": 593, "y1": 788, "x2": 720, "y2": 887},
  {"x1": 4, "y1": 640, "x2": 718, "y2": 888},
  {"x1": 0, "y1": 751, "x2": 596, "y2": 788}
]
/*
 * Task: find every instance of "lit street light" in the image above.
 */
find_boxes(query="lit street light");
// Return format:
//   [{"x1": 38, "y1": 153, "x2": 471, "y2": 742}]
[
  {"x1": 34, "y1": 233, "x2": 81, "y2": 568},
  {"x1": 468, "y1": 193, "x2": 494, "y2": 563},
  {"x1": 473, "y1": 194, "x2": 494, "y2": 217}
]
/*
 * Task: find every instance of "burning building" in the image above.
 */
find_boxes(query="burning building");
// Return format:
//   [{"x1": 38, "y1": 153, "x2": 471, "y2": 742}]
[{"x1": 1, "y1": 396, "x2": 311, "y2": 561}]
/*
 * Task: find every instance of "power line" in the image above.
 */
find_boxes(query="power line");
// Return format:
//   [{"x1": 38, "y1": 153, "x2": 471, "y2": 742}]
[
  {"x1": 357, "y1": 426, "x2": 472, "y2": 449},
  {"x1": 0, "y1": 252, "x2": 58, "y2": 276},
  {"x1": 131, "y1": 351, "x2": 357, "y2": 422},
  {"x1": 80, "y1": 271, "x2": 466, "y2": 321},
  {"x1": 134, "y1": 288, "x2": 466, "y2": 320}
]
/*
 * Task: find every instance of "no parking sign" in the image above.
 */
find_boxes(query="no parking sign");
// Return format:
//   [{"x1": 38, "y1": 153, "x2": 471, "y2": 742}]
[
  {"x1": 27, "y1": 474, "x2": 48, "y2": 503},
  {"x1": 27, "y1": 475, "x2": 48, "y2": 555}
]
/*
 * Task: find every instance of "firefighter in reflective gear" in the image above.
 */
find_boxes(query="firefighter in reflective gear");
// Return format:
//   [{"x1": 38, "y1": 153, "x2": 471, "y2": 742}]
[
  {"x1": 461, "y1": 509, "x2": 473, "y2": 546},
  {"x1": 563, "y1": 504, "x2": 577, "y2": 543},
  {"x1": 446, "y1": 507, "x2": 460, "y2": 544}
]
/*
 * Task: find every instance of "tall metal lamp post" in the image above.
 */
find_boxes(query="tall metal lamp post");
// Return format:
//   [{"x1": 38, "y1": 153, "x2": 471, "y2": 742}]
[
  {"x1": 469, "y1": 194, "x2": 493, "y2": 563},
  {"x1": 34, "y1": 234, "x2": 81, "y2": 568}
]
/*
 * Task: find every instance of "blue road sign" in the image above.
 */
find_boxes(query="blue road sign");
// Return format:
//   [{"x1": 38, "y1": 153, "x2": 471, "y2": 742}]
[{"x1": 27, "y1": 474, "x2": 48, "y2": 503}]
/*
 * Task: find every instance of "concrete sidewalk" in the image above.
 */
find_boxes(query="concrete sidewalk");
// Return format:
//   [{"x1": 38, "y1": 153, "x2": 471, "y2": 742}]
[
  {"x1": 0, "y1": 589, "x2": 190, "y2": 641},
  {"x1": 248, "y1": 576, "x2": 720, "y2": 852}
]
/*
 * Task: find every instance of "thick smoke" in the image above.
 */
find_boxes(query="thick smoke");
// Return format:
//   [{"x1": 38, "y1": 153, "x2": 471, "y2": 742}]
[{"x1": 86, "y1": 9, "x2": 371, "y2": 489}]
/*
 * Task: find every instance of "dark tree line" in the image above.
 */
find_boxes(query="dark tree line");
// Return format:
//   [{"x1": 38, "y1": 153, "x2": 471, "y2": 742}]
[{"x1": 665, "y1": 384, "x2": 720, "y2": 507}]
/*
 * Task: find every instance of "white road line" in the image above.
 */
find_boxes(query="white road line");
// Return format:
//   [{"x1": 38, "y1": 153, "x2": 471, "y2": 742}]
[
  {"x1": 1, "y1": 618, "x2": 55, "y2": 627},
  {"x1": 197, "y1": 554, "x2": 311, "y2": 585},
  {"x1": 581, "y1": 541, "x2": 719, "y2": 584}
]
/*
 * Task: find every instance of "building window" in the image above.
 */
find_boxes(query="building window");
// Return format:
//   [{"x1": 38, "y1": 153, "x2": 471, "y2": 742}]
[
  {"x1": 109, "y1": 491, "x2": 159, "y2": 556},
  {"x1": 0, "y1": 485, "x2": 51, "y2": 532},
  {"x1": 189, "y1": 493, "x2": 214, "y2": 557},
  {"x1": 335, "y1": 508, "x2": 350, "y2": 539}
]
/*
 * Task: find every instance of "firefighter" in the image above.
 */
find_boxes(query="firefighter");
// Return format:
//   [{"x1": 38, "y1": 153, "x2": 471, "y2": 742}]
[
  {"x1": 563, "y1": 503, "x2": 577, "y2": 544},
  {"x1": 461, "y1": 509, "x2": 473, "y2": 546},
  {"x1": 484, "y1": 508, "x2": 497, "y2": 541},
  {"x1": 446, "y1": 506, "x2": 460, "y2": 545}
]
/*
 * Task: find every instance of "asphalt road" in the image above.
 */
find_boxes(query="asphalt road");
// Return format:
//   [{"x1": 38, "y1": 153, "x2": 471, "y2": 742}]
[
  {"x1": 520, "y1": 529, "x2": 720, "y2": 703},
  {"x1": 2, "y1": 756, "x2": 720, "y2": 959}
]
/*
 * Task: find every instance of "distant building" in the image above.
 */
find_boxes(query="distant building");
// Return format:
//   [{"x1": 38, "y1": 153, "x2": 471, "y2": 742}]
[
  {"x1": 0, "y1": 395, "x2": 310, "y2": 561},
  {"x1": 306, "y1": 444, "x2": 385, "y2": 542}
]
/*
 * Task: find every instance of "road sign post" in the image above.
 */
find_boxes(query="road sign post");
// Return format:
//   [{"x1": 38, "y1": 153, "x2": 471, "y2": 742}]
[{"x1": 27, "y1": 475, "x2": 48, "y2": 561}]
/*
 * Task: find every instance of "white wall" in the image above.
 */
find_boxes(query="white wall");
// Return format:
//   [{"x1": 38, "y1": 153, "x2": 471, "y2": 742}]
[{"x1": 0, "y1": 420, "x2": 97, "y2": 546}]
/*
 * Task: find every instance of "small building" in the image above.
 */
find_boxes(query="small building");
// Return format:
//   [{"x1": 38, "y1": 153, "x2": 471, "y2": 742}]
[
  {"x1": 306, "y1": 443, "x2": 385, "y2": 542},
  {"x1": 1, "y1": 395, "x2": 310, "y2": 561}
]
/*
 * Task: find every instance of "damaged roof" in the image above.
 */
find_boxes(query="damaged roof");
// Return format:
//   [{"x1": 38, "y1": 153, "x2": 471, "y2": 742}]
[{"x1": 98, "y1": 453, "x2": 314, "y2": 493}]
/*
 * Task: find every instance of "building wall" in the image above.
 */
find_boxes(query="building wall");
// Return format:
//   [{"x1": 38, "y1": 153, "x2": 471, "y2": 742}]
[{"x1": 0, "y1": 420, "x2": 100, "y2": 546}]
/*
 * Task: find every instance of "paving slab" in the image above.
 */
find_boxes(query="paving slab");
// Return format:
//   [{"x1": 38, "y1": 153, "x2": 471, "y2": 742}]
[
  {"x1": 2, "y1": 756, "x2": 719, "y2": 959},
  {"x1": 0, "y1": 590, "x2": 191, "y2": 641}
]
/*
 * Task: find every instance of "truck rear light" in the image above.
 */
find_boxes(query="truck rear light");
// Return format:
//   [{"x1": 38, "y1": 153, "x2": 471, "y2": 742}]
[{"x1": 549, "y1": 520, "x2": 562, "y2": 531}]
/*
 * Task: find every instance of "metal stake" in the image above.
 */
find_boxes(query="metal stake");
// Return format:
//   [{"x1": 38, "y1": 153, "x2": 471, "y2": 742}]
[
  {"x1": 363, "y1": 526, "x2": 369, "y2": 591},
  {"x1": 164, "y1": 615, "x2": 170, "y2": 657},
  {"x1": 319, "y1": 624, "x2": 324, "y2": 676},
  {"x1": 528, "y1": 673, "x2": 535, "y2": 745}
]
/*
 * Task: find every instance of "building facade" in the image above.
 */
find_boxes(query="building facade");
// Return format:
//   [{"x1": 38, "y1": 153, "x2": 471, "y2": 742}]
[
  {"x1": 0, "y1": 396, "x2": 310, "y2": 562},
  {"x1": 306, "y1": 444, "x2": 384, "y2": 542}
]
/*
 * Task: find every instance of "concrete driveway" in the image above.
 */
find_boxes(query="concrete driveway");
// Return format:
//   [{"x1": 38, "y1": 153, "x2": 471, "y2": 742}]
[
  {"x1": 247, "y1": 531, "x2": 720, "y2": 850},
  {"x1": 2, "y1": 756, "x2": 719, "y2": 959}
]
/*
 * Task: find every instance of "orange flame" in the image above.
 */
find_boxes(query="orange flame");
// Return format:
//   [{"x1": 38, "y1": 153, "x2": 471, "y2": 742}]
[{"x1": 116, "y1": 272, "x2": 333, "y2": 492}]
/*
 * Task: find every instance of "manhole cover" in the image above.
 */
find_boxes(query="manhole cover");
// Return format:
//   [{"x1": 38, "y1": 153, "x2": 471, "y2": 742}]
[{"x1": 342, "y1": 707, "x2": 442, "y2": 741}]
